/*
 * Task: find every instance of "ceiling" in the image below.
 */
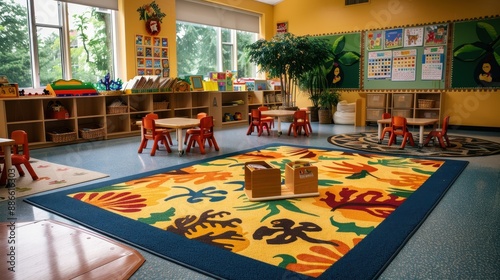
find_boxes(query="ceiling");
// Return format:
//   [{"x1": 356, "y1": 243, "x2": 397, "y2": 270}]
[{"x1": 255, "y1": 0, "x2": 284, "y2": 5}]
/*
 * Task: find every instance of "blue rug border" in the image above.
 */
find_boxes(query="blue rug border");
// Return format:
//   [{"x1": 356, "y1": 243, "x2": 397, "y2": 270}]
[{"x1": 24, "y1": 143, "x2": 469, "y2": 280}]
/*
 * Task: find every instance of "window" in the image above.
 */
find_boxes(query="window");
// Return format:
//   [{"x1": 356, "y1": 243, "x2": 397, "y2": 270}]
[
  {"x1": 176, "y1": 22, "x2": 257, "y2": 79},
  {"x1": 0, "y1": 0, "x2": 116, "y2": 89},
  {"x1": 175, "y1": 0, "x2": 259, "y2": 79}
]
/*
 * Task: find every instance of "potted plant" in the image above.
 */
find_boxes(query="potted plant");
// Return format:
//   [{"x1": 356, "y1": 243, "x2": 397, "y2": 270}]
[
  {"x1": 245, "y1": 33, "x2": 332, "y2": 109},
  {"x1": 318, "y1": 89, "x2": 340, "y2": 124}
]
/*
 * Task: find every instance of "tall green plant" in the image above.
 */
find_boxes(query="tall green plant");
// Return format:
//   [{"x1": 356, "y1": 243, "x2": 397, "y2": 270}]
[{"x1": 245, "y1": 33, "x2": 332, "y2": 107}]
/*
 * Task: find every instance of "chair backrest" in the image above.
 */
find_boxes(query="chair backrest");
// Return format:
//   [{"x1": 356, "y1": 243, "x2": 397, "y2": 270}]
[
  {"x1": 293, "y1": 110, "x2": 307, "y2": 123},
  {"x1": 441, "y1": 115, "x2": 450, "y2": 134},
  {"x1": 251, "y1": 109, "x2": 261, "y2": 121},
  {"x1": 382, "y1": 112, "x2": 391, "y2": 119},
  {"x1": 11, "y1": 130, "x2": 30, "y2": 160},
  {"x1": 199, "y1": 116, "x2": 214, "y2": 136},
  {"x1": 258, "y1": 106, "x2": 269, "y2": 111},
  {"x1": 142, "y1": 117, "x2": 159, "y2": 136},
  {"x1": 146, "y1": 112, "x2": 159, "y2": 119},
  {"x1": 391, "y1": 116, "x2": 407, "y2": 133},
  {"x1": 197, "y1": 112, "x2": 207, "y2": 119}
]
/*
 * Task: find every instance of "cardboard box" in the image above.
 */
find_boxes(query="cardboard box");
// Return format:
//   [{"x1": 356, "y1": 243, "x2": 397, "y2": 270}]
[
  {"x1": 244, "y1": 161, "x2": 281, "y2": 198},
  {"x1": 285, "y1": 161, "x2": 318, "y2": 194}
]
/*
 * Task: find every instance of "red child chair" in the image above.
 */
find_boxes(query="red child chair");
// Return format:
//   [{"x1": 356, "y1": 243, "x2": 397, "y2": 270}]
[{"x1": 388, "y1": 116, "x2": 415, "y2": 149}]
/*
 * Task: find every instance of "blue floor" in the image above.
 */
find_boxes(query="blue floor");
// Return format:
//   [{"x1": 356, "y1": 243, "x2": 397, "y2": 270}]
[{"x1": 2, "y1": 122, "x2": 499, "y2": 279}]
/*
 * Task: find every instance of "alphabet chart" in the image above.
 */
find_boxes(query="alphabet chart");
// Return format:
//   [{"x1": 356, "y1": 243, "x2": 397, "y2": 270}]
[
  {"x1": 421, "y1": 46, "x2": 445, "y2": 80},
  {"x1": 391, "y1": 49, "x2": 417, "y2": 81},
  {"x1": 367, "y1": 51, "x2": 392, "y2": 79}
]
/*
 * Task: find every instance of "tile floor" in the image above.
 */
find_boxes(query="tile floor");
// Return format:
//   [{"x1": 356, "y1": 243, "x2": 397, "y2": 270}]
[{"x1": 1, "y1": 122, "x2": 499, "y2": 279}]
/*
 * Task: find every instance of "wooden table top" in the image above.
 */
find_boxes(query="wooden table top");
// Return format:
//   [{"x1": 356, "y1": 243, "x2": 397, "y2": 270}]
[{"x1": 377, "y1": 117, "x2": 439, "y2": 126}]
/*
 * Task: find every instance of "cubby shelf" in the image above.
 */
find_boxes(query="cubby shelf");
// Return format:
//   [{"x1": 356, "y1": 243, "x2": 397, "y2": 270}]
[
  {"x1": 0, "y1": 90, "x2": 280, "y2": 148},
  {"x1": 365, "y1": 92, "x2": 443, "y2": 126}
]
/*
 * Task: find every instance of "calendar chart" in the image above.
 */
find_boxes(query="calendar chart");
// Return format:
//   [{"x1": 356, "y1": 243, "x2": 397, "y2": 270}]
[
  {"x1": 367, "y1": 51, "x2": 393, "y2": 79},
  {"x1": 421, "y1": 46, "x2": 444, "y2": 80},
  {"x1": 392, "y1": 49, "x2": 417, "y2": 81}
]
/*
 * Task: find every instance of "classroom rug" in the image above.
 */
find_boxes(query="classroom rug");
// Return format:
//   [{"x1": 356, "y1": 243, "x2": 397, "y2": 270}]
[
  {"x1": 0, "y1": 159, "x2": 108, "y2": 201},
  {"x1": 25, "y1": 144, "x2": 468, "y2": 280},
  {"x1": 328, "y1": 132, "x2": 500, "y2": 157}
]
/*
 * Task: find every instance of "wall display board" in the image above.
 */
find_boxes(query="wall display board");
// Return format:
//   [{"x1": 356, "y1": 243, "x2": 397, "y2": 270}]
[
  {"x1": 316, "y1": 32, "x2": 362, "y2": 89},
  {"x1": 135, "y1": 34, "x2": 170, "y2": 77},
  {"x1": 363, "y1": 24, "x2": 448, "y2": 90},
  {"x1": 451, "y1": 16, "x2": 500, "y2": 89}
]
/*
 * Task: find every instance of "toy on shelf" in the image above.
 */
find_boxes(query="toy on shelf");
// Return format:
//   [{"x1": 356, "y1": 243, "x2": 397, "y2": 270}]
[
  {"x1": 0, "y1": 75, "x2": 19, "y2": 98},
  {"x1": 96, "y1": 73, "x2": 123, "y2": 95},
  {"x1": 46, "y1": 79, "x2": 98, "y2": 96},
  {"x1": 244, "y1": 160, "x2": 319, "y2": 202}
]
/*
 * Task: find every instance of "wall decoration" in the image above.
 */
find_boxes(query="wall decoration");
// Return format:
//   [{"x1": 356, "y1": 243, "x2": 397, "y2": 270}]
[
  {"x1": 277, "y1": 22, "x2": 288, "y2": 33},
  {"x1": 363, "y1": 24, "x2": 446, "y2": 90},
  {"x1": 424, "y1": 24, "x2": 448, "y2": 46},
  {"x1": 137, "y1": 1, "x2": 166, "y2": 36},
  {"x1": 451, "y1": 17, "x2": 500, "y2": 88},
  {"x1": 422, "y1": 46, "x2": 445, "y2": 80},
  {"x1": 391, "y1": 49, "x2": 417, "y2": 81},
  {"x1": 384, "y1": 28, "x2": 403, "y2": 49},
  {"x1": 404, "y1": 27, "x2": 424, "y2": 47},
  {"x1": 366, "y1": 30, "x2": 384, "y2": 51},
  {"x1": 135, "y1": 34, "x2": 169, "y2": 78},
  {"x1": 316, "y1": 32, "x2": 362, "y2": 89},
  {"x1": 367, "y1": 51, "x2": 392, "y2": 79}
]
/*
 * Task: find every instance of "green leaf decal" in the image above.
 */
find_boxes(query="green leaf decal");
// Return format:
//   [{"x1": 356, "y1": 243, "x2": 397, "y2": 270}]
[
  {"x1": 330, "y1": 216, "x2": 374, "y2": 236},
  {"x1": 453, "y1": 43, "x2": 486, "y2": 61},
  {"x1": 476, "y1": 22, "x2": 498, "y2": 44},
  {"x1": 138, "y1": 207, "x2": 176, "y2": 224}
]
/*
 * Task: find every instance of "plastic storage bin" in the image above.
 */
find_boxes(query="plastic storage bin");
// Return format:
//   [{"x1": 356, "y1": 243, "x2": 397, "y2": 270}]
[
  {"x1": 366, "y1": 94, "x2": 386, "y2": 108},
  {"x1": 393, "y1": 94, "x2": 413, "y2": 108}
]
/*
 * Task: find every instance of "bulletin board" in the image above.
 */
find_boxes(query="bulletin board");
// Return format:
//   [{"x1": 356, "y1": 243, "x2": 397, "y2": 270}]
[
  {"x1": 451, "y1": 16, "x2": 500, "y2": 89},
  {"x1": 363, "y1": 24, "x2": 448, "y2": 90},
  {"x1": 315, "y1": 32, "x2": 362, "y2": 90}
]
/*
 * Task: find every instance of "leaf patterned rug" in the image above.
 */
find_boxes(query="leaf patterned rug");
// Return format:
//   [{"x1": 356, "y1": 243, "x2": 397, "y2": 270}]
[
  {"x1": 25, "y1": 144, "x2": 468, "y2": 280},
  {"x1": 0, "y1": 159, "x2": 108, "y2": 201},
  {"x1": 328, "y1": 132, "x2": 500, "y2": 157}
]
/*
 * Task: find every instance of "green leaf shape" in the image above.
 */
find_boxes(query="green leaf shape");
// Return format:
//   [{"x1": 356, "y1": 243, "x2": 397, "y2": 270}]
[
  {"x1": 368, "y1": 158, "x2": 417, "y2": 168},
  {"x1": 476, "y1": 22, "x2": 498, "y2": 44},
  {"x1": 318, "y1": 179, "x2": 342, "y2": 186},
  {"x1": 274, "y1": 254, "x2": 296, "y2": 268},
  {"x1": 330, "y1": 216, "x2": 374, "y2": 236},
  {"x1": 138, "y1": 207, "x2": 176, "y2": 224},
  {"x1": 331, "y1": 35, "x2": 346, "y2": 55},
  {"x1": 453, "y1": 43, "x2": 487, "y2": 62},
  {"x1": 411, "y1": 168, "x2": 435, "y2": 175},
  {"x1": 346, "y1": 170, "x2": 372, "y2": 179},
  {"x1": 388, "y1": 187, "x2": 414, "y2": 199},
  {"x1": 494, "y1": 50, "x2": 500, "y2": 66},
  {"x1": 235, "y1": 199, "x2": 318, "y2": 222},
  {"x1": 88, "y1": 185, "x2": 129, "y2": 192},
  {"x1": 318, "y1": 155, "x2": 350, "y2": 161},
  {"x1": 337, "y1": 51, "x2": 361, "y2": 66}
]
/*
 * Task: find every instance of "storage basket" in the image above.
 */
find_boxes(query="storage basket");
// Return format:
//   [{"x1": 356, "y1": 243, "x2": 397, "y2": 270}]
[
  {"x1": 418, "y1": 99, "x2": 435, "y2": 108},
  {"x1": 99, "y1": 90, "x2": 123, "y2": 96},
  {"x1": 107, "y1": 105, "x2": 128, "y2": 114},
  {"x1": 153, "y1": 101, "x2": 169, "y2": 110},
  {"x1": 47, "y1": 131, "x2": 77, "y2": 143},
  {"x1": 79, "y1": 126, "x2": 105, "y2": 139}
]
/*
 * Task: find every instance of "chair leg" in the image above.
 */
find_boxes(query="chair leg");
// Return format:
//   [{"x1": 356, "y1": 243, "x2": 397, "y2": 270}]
[
  {"x1": 246, "y1": 124, "x2": 255, "y2": 135},
  {"x1": 444, "y1": 135, "x2": 451, "y2": 147},
  {"x1": 138, "y1": 139, "x2": 148, "y2": 153},
  {"x1": 23, "y1": 162, "x2": 38, "y2": 180}
]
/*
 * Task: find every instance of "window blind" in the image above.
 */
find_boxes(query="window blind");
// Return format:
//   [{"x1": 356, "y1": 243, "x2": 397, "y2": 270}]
[
  {"x1": 176, "y1": 0, "x2": 260, "y2": 33},
  {"x1": 56, "y1": 0, "x2": 118, "y2": 11}
]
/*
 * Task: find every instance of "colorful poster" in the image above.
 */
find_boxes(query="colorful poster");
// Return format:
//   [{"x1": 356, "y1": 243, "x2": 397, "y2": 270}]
[
  {"x1": 366, "y1": 30, "x2": 384, "y2": 51},
  {"x1": 367, "y1": 51, "x2": 392, "y2": 79},
  {"x1": 384, "y1": 28, "x2": 403, "y2": 49},
  {"x1": 422, "y1": 46, "x2": 444, "y2": 80},
  {"x1": 392, "y1": 49, "x2": 417, "y2": 81},
  {"x1": 424, "y1": 24, "x2": 448, "y2": 46},
  {"x1": 135, "y1": 34, "x2": 169, "y2": 78},
  {"x1": 404, "y1": 27, "x2": 424, "y2": 47}
]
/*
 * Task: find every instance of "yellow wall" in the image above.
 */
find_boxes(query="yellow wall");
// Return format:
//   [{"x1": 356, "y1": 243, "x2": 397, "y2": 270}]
[
  {"x1": 118, "y1": 0, "x2": 500, "y2": 128},
  {"x1": 273, "y1": 0, "x2": 500, "y2": 128}
]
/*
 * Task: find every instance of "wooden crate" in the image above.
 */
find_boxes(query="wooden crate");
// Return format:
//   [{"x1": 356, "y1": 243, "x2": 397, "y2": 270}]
[
  {"x1": 285, "y1": 161, "x2": 318, "y2": 194},
  {"x1": 244, "y1": 161, "x2": 281, "y2": 198}
]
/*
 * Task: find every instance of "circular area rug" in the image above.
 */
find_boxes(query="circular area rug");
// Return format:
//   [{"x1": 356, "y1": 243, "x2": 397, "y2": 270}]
[{"x1": 328, "y1": 132, "x2": 500, "y2": 157}]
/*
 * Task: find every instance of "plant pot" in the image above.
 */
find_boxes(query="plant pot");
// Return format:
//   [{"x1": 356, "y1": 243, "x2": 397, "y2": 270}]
[
  {"x1": 318, "y1": 109, "x2": 332, "y2": 124},
  {"x1": 308, "y1": 106, "x2": 319, "y2": 122}
]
